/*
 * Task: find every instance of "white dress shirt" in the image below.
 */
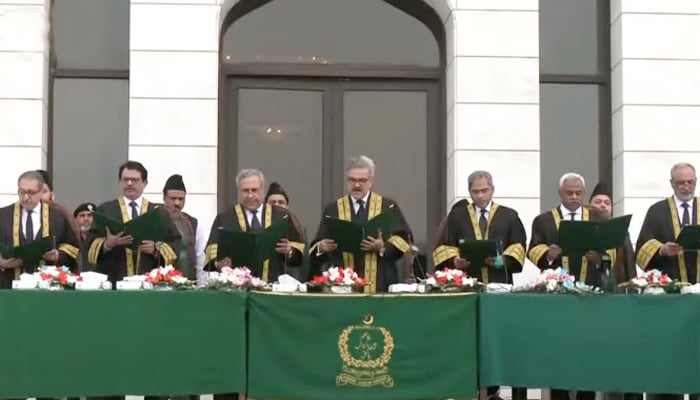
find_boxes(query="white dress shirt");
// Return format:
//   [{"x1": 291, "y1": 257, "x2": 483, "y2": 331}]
[
  {"x1": 245, "y1": 204, "x2": 265, "y2": 227},
  {"x1": 352, "y1": 193, "x2": 370, "y2": 215},
  {"x1": 673, "y1": 195, "x2": 695, "y2": 225},
  {"x1": 123, "y1": 196, "x2": 143, "y2": 220},
  {"x1": 559, "y1": 204, "x2": 583, "y2": 221},
  {"x1": 21, "y1": 202, "x2": 41, "y2": 240},
  {"x1": 476, "y1": 201, "x2": 493, "y2": 222}
]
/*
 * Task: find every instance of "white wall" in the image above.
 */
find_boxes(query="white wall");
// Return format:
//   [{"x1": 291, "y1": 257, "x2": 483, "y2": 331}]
[
  {"x1": 129, "y1": 0, "x2": 220, "y2": 233},
  {"x1": 0, "y1": 0, "x2": 50, "y2": 205},
  {"x1": 611, "y1": 0, "x2": 700, "y2": 245},
  {"x1": 442, "y1": 0, "x2": 541, "y2": 277}
]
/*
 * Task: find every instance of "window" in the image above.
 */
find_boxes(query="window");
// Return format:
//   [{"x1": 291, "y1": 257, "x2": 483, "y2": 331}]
[
  {"x1": 220, "y1": 0, "x2": 444, "y2": 267},
  {"x1": 539, "y1": 0, "x2": 611, "y2": 210},
  {"x1": 50, "y1": 0, "x2": 130, "y2": 209}
]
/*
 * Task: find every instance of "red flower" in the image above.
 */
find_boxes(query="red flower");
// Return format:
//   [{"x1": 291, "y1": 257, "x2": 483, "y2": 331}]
[{"x1": 58, "y1": 271, "x2": 67, "y2": 285}]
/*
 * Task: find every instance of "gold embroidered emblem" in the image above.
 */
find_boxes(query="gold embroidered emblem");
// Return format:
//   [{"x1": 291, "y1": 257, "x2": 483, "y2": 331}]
[{"x1": 336, "y1": 314, "x2": 395, "y2": 388}]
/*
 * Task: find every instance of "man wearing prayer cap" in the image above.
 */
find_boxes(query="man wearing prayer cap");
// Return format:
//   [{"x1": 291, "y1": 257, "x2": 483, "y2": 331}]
[
  {"x1": 162, "y1": 174, "x2": 206, "y2": 282},
  {"x1": 74, "y1": 202, "x2": 97, "y2": 271},
  {"x1": 589, "y1": 182, "x2": 612, "y2": 217},
  {"x1": 265, "y1": 182, "x2": 289, "y2": 208}
]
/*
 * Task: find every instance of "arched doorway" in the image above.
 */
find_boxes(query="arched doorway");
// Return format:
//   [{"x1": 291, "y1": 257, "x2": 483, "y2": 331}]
[{"x1": 218, "y1": 0, "x2": 446, "y2": 262}]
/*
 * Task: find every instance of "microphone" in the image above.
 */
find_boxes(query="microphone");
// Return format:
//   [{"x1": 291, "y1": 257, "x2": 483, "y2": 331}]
[{"x1": 407, "y1": 233, "x2": 426, "y2": 281}]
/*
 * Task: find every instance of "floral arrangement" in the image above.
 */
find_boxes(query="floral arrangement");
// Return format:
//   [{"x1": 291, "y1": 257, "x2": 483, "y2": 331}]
[
  {"x1": 618, "y1": 269, "x2": 689, "y2": 294},
  {"x1": 37, "y1": 265, "x2": 82, "y2": 289},
  {"x1": 513, "y1": 268, "x2": 599, "y2": 294},
  {"x1": 144, "y1": 265, "x2": 192, "y2": 289},
  {"x1": 422, "y1": 267, "x2": 481, "y2": 293},
  {"x1": 308, "y1": 266, "x2": 367, "y2": 292},
  {"x1": 204, "y1": 266, "x2": 267, "y2": 290}
]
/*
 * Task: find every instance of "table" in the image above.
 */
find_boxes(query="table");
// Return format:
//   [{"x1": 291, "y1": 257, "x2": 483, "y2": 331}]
[
  {"x1": 479, "y1": 293, "x2": 700, "y2": 394},
  {"x1": 0, "y1": 290, "x2": 247, "y2": 398}
]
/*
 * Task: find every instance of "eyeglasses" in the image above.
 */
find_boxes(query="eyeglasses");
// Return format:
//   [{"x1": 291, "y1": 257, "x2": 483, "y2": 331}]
[
  {"x1": 121, "y1": 177, "x2": 142, "y2": 184},
  {"x1": 347, "y1": 178, "x2": 370, "y2": 184},
  {"x1": 18, "y1": 189, "x2": 40, "y2": 197},
  {"x1": 673, "y1": 179, "x2": 696, "y2": 186}
]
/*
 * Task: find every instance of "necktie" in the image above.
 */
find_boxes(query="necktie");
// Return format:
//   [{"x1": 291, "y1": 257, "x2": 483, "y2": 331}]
[
  {"x1": 682, "y1": 203, "x2": 690, "y2": 226},
  {"x1": 129, "y1": 201, "x2": 139, "y2": 220},
  {"x1": 569, "y1": 212, "x2": 576, "y2": 221},
  {"x1": 250, "y1": 210, "x2": 262, "y2": 230},
  {"x1": 25, "y1": 209, "x2": 34, "y2": 241},
  {"x1": 356, "y1": 199, "x2": 365, "y2": 216},
  {"x1": 479, "y1": 209, "x2": 488, "y2": 237}
]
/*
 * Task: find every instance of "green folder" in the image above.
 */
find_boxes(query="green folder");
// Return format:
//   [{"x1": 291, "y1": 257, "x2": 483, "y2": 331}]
[
  {"x1": 324, "y1": 206, "x2": 395, "y2": 254},
  {"x1": 0, "y1": 235, "x2": 55, "y2": 266},
  {"x1": 92, "y1": 209, "x2": 171, "y2": 250},
  {"x1": 676, "y1": 225, "x2": 700, "y2": 250},
  {"x1": 216, "y1": 216, "x2": 290, "y2": 269},
  {"x1": 458, "y1": 239, "x2": 498, "y2": 266},
  {"x1": 559, "y1": 214, "x2": 632, "y2": 256}
]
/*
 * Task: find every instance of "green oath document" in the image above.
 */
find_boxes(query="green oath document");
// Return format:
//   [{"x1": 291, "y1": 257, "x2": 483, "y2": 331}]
[
  {"x1": 325, "y1": 207, "x2": 395, "y2": 254},
  {"x1": 0, "y1": 235, "x2": 55, "y2": 266},
  {"x1": 92, "y1": 209, "x2": 170, "y2": 250},
  {"x1": 216, "y1": 216, "x2": 289, "y2": 268},
  {"x1": 459, "y1": 239, "x2": 498, "y2": 266},
  {"x1": 676, "y1": 225, "x2": 700, "y2": 250},
  {"x1": 559, "y1": 214, "x2": 632, "y2": 255},
  {"x1": 247, "y1": 292, "x2": 478, "y2": 400}
]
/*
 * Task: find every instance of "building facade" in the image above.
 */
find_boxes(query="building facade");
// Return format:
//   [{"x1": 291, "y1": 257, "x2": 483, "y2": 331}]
[{"x1": 0, "y1": 0, "x2": 698, "y2": 271}]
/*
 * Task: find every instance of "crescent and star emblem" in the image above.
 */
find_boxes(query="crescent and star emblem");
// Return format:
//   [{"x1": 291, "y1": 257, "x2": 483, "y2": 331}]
[{"x1": 362, "y1": 314, "x2": 374, "y2": 325}]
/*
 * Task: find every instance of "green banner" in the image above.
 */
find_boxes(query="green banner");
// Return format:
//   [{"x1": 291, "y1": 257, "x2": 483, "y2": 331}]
[
  {"x1": 248, "y1": 292, "x2": 478, "y2": 400},
  {"x1": 479, "y1": 293, "x2": 700, "y2": 394},
  {"x1": 0, "y1": 291, "x2": 247, "y2": 399}
]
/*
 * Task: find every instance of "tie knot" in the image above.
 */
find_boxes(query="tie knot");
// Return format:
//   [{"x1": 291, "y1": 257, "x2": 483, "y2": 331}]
[
  {"x1": 480, "y1": 208, "x2": 487, "y2": 215},
  {"x1": 357, "y1": 199, "x2": 364, "y2": 205},
  {"x1": 25, "y1": 209, "x2": 32, "y2": 214},
  {"x1": 129, "y1": 201, "x2": 137, "y2": 208},
  {"x1": 682, "y1": 202, "x2": 689, "y2": 209}
]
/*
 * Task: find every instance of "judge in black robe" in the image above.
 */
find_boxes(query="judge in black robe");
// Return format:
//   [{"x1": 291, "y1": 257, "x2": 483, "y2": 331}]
[
  {"x1": 86, "y1": 161, "x2": 181, "y2": 286},
  {"x1": 636, "y1": 185, "x2": 699, "y2": 284},
  {"x1": 87, "y1": 197, "x2": 181, "y2": 284},
  {"x1": 0, "y1": 171, "x2": 79, "y2": 289},
  {"x1": 309, "y1": 156, "x2": 413, "y2": 294},
  {"x1": 432, "y1": 171, "x2": 527, "y2": 400},
  {"x1": 204, "y1": 202, "x2": 305, "y2": 282},
  {"x1": 433, "y1": 200, "x2": 527, "y2": 284}
]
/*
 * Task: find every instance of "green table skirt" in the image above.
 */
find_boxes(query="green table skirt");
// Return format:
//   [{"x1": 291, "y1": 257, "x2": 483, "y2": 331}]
[
  {"x1": 247, "y1": 292, "x2": 478, "y2": 400},
  {"x1": 479, "y1": 293, "x2": 700, "y2": 394},
  {"x1": 0, "y1": 290, "x2": 246, "y2": 399}
]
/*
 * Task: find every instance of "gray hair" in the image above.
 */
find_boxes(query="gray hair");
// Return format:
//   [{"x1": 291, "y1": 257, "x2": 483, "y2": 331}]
[
  {"x1": 558, "y1": 172, "x2": 585, "y2": 189},
  {"x1": 467, "y1": 170, "x2": 494, "y2": 189},
  {"x1": 346, "y1": 155, "x2": 375, "y2": 177},
  {"x1": 17, "y1": 170, "x2": 45, "y2": 186},
  {"x1": 670, "y1": 162, "x2": 696, "y2": 178},
  {"x1": 235, "y1": 169, "x2": 265, "y2": 189}
]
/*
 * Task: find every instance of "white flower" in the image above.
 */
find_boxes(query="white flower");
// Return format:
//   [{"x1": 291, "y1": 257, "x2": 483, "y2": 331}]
[
  {"x1": 546, "y1": 279, "x2": 558, "y2": 292},
  {"x1": 171, "y1": 275, "x2": 188, "y2": 284},
  {"x1": 631, "y1": 277, "x2": 648, "y2": 287}
]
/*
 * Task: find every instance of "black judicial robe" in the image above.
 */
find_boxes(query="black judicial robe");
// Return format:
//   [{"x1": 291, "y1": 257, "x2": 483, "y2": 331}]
[
  {"x1": 204, "y1": 203, "x2": 305, "y2": 283},
  {"x1": 309, "y1": 193, "x2": 413, "y2": 293},
  {"x1": 433, "y1": 201, "x2": 527, "y2": 283},
  {"x1": 0, "y1": 201, "x2": 79, "y2": 289},
  {"x1": 636, "y1": 197, "x2": 700, "y2": 283},
  {"x1": 528, "y1": 206, "x2": 627, "y2": 286},
  {"x1": 87, "y1": 198, "x2": 182, "y2": 285}
]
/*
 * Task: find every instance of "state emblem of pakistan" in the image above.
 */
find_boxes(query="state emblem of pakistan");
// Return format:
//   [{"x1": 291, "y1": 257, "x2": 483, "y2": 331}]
[{"x1": 336, "y1": 314, "x2": 395, "y2": 388}]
